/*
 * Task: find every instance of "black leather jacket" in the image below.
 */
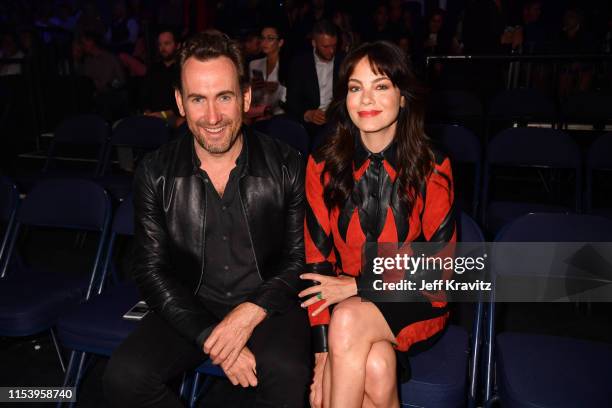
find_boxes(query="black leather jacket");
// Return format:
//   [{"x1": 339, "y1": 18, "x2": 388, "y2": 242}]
[{"x1": 132, "y1": 126, "x2": 306, "y2": 345}]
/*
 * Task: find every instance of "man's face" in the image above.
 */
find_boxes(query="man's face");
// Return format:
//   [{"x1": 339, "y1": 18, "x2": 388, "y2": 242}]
[
  {"x1": 312, "y1": 34, "x2": 337, "y2": 62},
  {"x1": 175, "y1": 56, "x2": 251, "y2": 156},
  {"x1": 429, "y1": 14, "x2": 443, "y2": 33},
  {"x1": 158, "y1": 32, "x2": 177, "y2": 61}
]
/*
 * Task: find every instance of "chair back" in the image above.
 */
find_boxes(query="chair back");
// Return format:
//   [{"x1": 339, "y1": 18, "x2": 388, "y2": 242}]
[
  {"x1": 44, "y1": 114, "x2": 110, "y2": 175},
  {"x1": 254, "y1": 116, "x2": 309, "y2": 156},
  {"x1": 18, "y1": 179, "x2": 110, "y2": 231},
  {"x1": 486, "y1": 128, "x2": 580, "y2": 168},
  {"x1": 488, "y1": 89, "x2": 556, "y2": 122},
  {"x1": 427, "y1": 90, "x2": 483, "y2": 122},
  {"x1": 111, "y1": 116, "x2": 169, "y2": 149}
]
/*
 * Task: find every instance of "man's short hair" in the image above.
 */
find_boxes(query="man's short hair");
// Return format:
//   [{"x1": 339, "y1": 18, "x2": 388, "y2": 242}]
[
  {"x1": 176, "y1": 32, "x2": 247, "y2": 92},
  {"x1": 157, "y1": 26, "x2": 177, "y2": 42},
  {"x1": 312, "y1": 19, "x2": 338, "y2": 38}
]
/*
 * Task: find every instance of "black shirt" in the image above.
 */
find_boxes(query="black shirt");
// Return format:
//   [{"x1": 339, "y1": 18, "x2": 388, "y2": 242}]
[
  {"x1": 195, "y1": 139, "x2": 262, "y2": 310},
  {"x1": 141, "y1": 60, "x2": 179, "y2": 113}
]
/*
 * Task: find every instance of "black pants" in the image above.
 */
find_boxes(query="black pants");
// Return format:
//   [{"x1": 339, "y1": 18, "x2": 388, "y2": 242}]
[{"x1": 103, "y1": 306, "x2": 312, "y2": 407}]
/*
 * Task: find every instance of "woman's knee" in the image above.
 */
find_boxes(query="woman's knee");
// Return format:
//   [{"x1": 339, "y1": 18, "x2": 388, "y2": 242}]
[
  {"x1": 364, "y1": 344, "x2": 397, "y2": 403},
  {"x1": 328, "y1": 299, "x2": 363, "y2": 353}
]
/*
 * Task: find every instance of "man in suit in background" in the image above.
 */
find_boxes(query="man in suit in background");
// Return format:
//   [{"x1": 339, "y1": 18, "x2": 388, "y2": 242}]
[{"x1": 286, "y1": 19, "x2": 343, "y2": 150}]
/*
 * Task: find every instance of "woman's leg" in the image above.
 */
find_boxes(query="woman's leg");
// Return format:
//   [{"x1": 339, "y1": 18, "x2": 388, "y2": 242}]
[
  {"x1": 362, "y1": 341, "x2": 400, "y2": 408},
  {"x1": 327, "y1": 297, "x2": 396, "y2": 408}
]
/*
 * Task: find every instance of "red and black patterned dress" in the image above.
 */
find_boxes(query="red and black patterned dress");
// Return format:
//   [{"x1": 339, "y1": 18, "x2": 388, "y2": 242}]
[{"x1": 305, "y1": 138, "x2": 456, "y2": 370}]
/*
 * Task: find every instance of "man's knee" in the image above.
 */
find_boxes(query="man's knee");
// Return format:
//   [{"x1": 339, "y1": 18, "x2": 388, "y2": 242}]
[{"x1": 104, "y1": 350, "x2": 161, "y2": 405}]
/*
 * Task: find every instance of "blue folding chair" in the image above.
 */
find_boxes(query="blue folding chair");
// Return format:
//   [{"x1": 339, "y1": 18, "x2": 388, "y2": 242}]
[
  {"x1": 16, "y1": 114, "x2": 111, "y2": 192},
  {"x1": 484, "y1": 213, "x2": 612, "y2": 407},
  {"x1": 585, "y1": 132, "x2": 612, "y2": 218},
  {"x1": 252, "y1": 116, "x2": 309, "y2": 157},
  {"x1": 427, "y1": 125, "x2": 482, "y2": 217},
  {"x1": 426, "y1": 90, "x2": 484, "y2": 126},
  {"x1": 560, "y1": 91, "x2": 612, "y2": 128},
  {"x1": 55, "y1": 196, "x2": 142, "y2": 407},
  {"x1": 43, "y1": 114, "x2": 111, "y2": 177},
  {"x1": 98, "y1": 116, "x2": 169, "y2": 200},
  {"x1": 400, "y1": 211, "x2": 485, "y2": 408},
  {"x1": 487, "y1": 88, "x2": 556, "y2": 125},
  {"x1": 482, "y1": 127, "x2": 581, "y2": 235},
  {"x1": 0, "y1": 176, "x2": 19, "y2": 278},
  {"x1": 0, "y1": 179, "x2": 111, "y2": 372}
]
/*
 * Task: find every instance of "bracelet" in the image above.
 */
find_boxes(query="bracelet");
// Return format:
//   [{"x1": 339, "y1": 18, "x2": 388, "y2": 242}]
[{"x1": 160, "y1": 111, "x2": 168, "y2": 121}]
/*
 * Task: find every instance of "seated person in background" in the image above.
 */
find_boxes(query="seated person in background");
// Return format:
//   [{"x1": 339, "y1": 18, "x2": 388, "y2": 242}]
[
  {"x1": 103, "y1": 32, "x2": 311, "y2": 408},
  {"x1": 286, "y1": 19, "x2": 344, "y2": 149},
  {"x1": 141, "y1": 28, "x2": 183, "y2": 128},
  {"x1": 248, "y1": 24, "x2": 288, "y2": 118},
  {"x1": 301, "y1": 41, "x2": 455, "y2": 408},
  {"x1": 73, "y1": 31, "x2": 127, "y2": 120}
]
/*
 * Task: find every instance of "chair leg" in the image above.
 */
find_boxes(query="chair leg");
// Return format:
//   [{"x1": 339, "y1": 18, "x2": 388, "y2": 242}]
[
  {"x1": 67, "y1": 351, "x2": 88, "y2": 408},
  {"x1": 189, "y1": 372, "x2": 202, "y2": 408},
  {"x1": 49, "y1": 328, "x2": 66, "y2": 373},
  {"x1": 57, "y1": 351, "x2": 77, "y2": 408}
]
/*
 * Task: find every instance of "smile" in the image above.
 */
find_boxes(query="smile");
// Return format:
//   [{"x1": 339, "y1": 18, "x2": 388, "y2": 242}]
[
  {"x1": 203, "y1": 126, "x2": 226, "y2": 134},
  {"x1": 357, "y1": 110, "x2": 382, "y2": 117}
]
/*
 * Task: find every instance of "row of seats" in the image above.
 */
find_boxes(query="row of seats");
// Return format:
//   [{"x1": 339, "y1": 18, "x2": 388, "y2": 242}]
[
  {"x1": 2, "y1": 176, "x2": 612, "y2": 407},
  {"x1": 427, "y1": 88, "x2": 612, "y2": 128},
  {"x1": 0, "y1": 177, "x2": 478, "y2": 407},
  {"x1": 427, "y1": 125, "x2": 612, "y2": 235}
]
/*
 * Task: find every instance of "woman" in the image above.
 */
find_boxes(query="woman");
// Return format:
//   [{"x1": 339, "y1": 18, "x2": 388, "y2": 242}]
[
  {"x1": 299, "y1": 41, "x2": 455, "y2": 408},
  {"x1": 248, "y1": 24, "x2": 287, "y2": 116}
]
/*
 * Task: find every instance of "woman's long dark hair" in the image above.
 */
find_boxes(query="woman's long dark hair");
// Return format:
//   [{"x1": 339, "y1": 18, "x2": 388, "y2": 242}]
[{"x1": 319, "y1": 41, "x2": 434, "y2": 212}]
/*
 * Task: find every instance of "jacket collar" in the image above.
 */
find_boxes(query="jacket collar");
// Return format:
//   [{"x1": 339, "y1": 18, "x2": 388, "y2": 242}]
[
  {"x1": 178, "y1": 125, "x2": 267, "y2": 178},
  {"x1": 353, "y1": 135, "x2": 398, "y2": 170}
]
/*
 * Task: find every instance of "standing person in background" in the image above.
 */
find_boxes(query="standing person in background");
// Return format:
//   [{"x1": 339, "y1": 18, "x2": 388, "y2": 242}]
[
  {"x1": 287, "y1": 19, "x2": 344, "y2": 150},
  {"x1": 300, "y1": 41, "x2": 455, "y2": 408},
  {"x1": 248, "y1": 24, "x2": 288, "y2": 117}
]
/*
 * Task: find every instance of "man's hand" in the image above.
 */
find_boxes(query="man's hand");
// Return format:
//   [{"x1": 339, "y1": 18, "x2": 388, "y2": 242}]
[
  {"x1": 222, "y1": 346, "x2": 258, "y2": 388},
  {"x1": 203, "y1": 302, "x2": 266, "y2": 367},
  {"x1": 304, "y1": 109, "x2": 327, "y2": 125},
  {"x1": 310, "y1": 352, "x2": 327, "y2": 408}
]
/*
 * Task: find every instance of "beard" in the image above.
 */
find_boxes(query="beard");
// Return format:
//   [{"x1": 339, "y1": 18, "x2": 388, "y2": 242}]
[{"x1": 192, "y1": 118, "x2": 241, "y2": 155}]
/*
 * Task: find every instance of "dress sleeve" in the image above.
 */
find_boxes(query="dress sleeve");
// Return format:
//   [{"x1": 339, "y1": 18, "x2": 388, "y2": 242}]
[{"x1": 304, "y1": 155, "x2": 335, "y2": 352}]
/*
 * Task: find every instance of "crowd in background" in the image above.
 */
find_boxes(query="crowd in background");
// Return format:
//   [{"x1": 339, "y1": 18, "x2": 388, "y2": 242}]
[{"x1": 0, "y1": 0, "x2": 611, "y2": 158}]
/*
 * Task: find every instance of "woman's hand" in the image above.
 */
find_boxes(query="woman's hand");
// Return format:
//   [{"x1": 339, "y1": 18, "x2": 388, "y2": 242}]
[
  {"x1": 310, "y1": 352, "x2": 328, "y2": 408},
  {"x1": 299, "y1": 274, "x2": 357, "y2": 316}
]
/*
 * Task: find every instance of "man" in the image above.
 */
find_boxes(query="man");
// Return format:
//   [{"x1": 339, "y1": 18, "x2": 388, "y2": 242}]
[
  {"x1": 73, "y1": 31, "x2": 127, "y2": 120},
  {"x1": 103, "y1": 32, "x2": 310, "y2": 407},
  {"x1": 286, "y1": 19, "x2": 343, "y2": 148},
  {"x1": 142, "y1": 28, "x2": 181, "y2": 127}
]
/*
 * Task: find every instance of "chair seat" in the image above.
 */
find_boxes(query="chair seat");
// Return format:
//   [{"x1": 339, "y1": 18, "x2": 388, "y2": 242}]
[
  {"x1": 488, "y1": 201, "x2": 571, "y2": 236},
  {"x1": 400, "y1": 325, "x2": 468, "y2": 408},
  {"x1": 57, "y1": 283, "x2": 140, "y2": 355},
  {"x1": 196, "y1": 360, "x2": 226, "y2": 377},
  {"x1": 0, "y1": 270, "x2": 89, "y2": 336},
  {"x1": 497, "y1": 332, "x2": 612, "y2": 408}
]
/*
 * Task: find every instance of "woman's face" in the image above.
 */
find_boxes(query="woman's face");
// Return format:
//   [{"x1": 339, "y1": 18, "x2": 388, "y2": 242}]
[
  {"x1": 260, "y1": 27, "x2": 283, "y2": 56},
  {"x1": 346, "y1": 57, "x2": 404, "y2": 144}
]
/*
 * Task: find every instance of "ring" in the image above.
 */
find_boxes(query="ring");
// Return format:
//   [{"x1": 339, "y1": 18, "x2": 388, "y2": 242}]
[{"x1": 316, "y1": 293, "x2": 323, "y2": 300}]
